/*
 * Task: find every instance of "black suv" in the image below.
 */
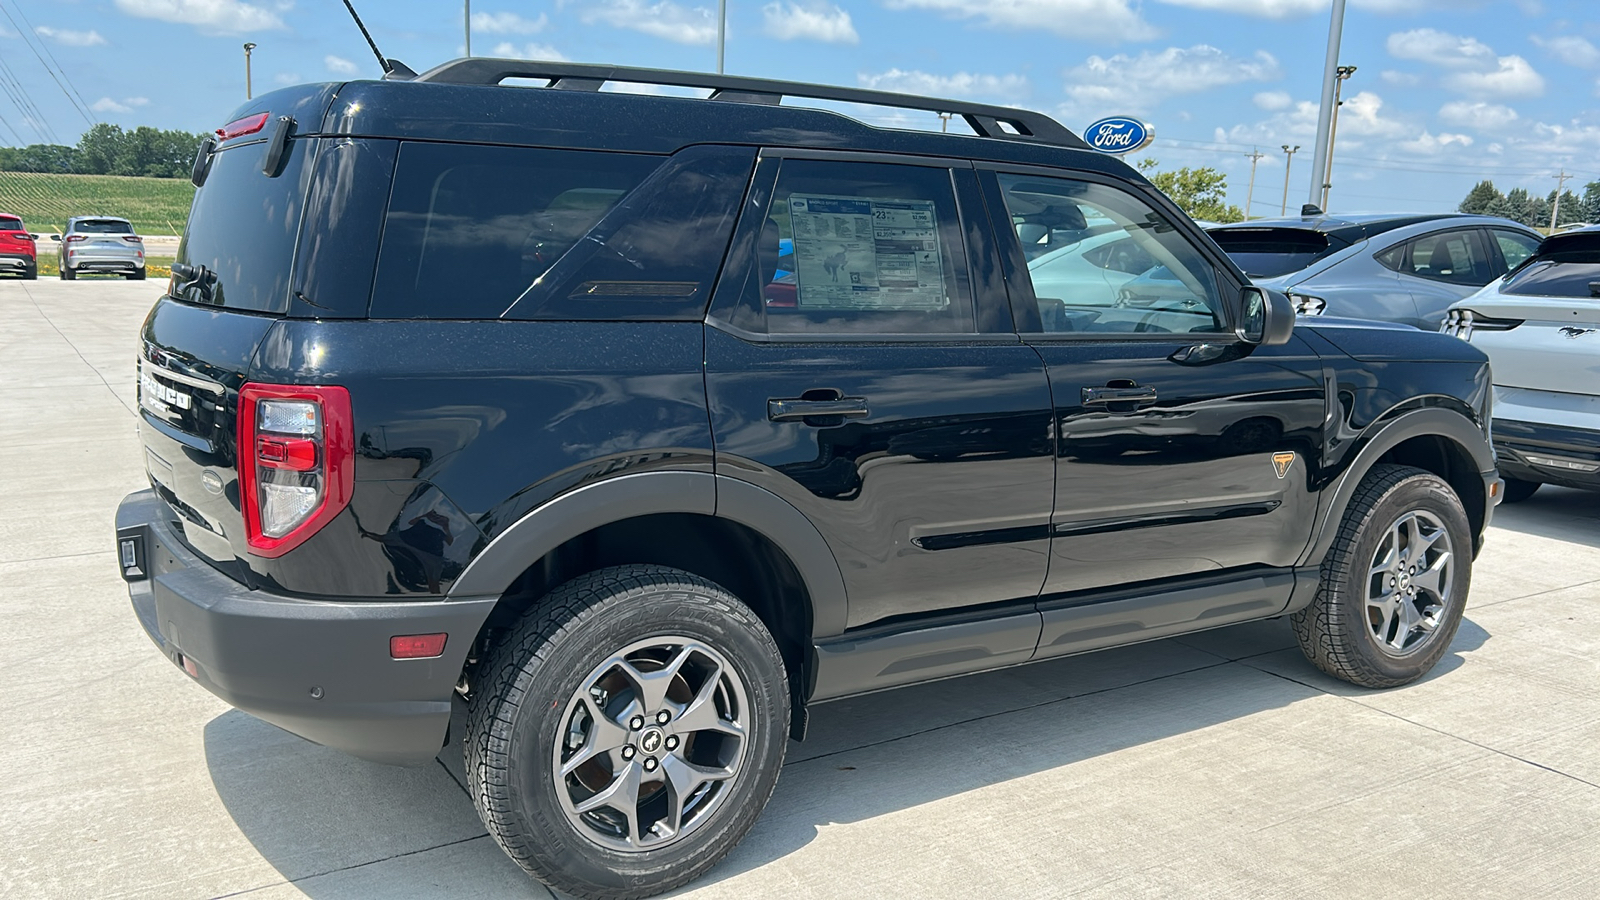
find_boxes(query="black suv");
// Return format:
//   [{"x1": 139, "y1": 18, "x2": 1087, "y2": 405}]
[{"x1": 117, "y1": 60, "x2": 1500, "y2": 900}]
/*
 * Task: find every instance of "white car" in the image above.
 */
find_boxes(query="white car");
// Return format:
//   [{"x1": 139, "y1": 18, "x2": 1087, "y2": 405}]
[{"x1": 1443, "y1": 226, "x2": 1600, "y2": 502}]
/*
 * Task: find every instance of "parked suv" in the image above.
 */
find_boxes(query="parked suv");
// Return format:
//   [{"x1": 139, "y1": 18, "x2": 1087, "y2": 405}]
[
  {"x1": 57, "y1": 215, "x2": 145, "y2": 279},
  {"x1": 117, "y1": 61, "x2": 1501, "y2": 900},
  {"x1": 0, "y1": 212, "x2": 37, "y2": 278}
]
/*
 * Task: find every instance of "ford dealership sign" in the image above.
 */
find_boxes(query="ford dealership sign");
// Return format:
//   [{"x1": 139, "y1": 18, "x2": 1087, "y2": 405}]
[{"x1": 1084, "y1": 117, "x2": 1153, "y2": 154}]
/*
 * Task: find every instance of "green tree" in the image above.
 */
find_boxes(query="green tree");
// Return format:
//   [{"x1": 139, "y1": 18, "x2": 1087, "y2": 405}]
[
  {"x1": 1135, "y1": 159, "x2": 1245, "y2": 223},
  {"x1": 1547, "y1": 189, "x2": 1583, "y2": 228},
  {"x1": 0, "y1": 143, "x2": 78, "y2": 173},
  {"x1": 1582, "y1": 180, "x2": 1600, "y2": 224},
  {"x1": 1458, "y1": 180, "x2": 1502, "y2": 215}
]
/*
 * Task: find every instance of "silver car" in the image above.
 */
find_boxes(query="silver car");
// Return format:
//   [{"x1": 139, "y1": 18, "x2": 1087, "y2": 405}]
[
  {"x1": 1208, "y1": 213, "x2": 1540, "y2": 329},
  {"x1": 1442, "y1": 226, "x2": 1600, "y2": 502},
  {"x1": 56, "y1": 215, "x2": 146, "y2": 280}
]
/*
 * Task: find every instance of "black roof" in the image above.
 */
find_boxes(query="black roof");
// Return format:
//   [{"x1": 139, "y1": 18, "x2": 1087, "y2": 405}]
[{"x1": 1208, "y1": 212, "x2": 1534, "y2": 246}]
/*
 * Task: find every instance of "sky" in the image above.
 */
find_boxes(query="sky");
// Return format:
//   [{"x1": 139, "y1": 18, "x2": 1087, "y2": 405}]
[{"x1": 6, "y1": 0, "x2": 1598, "y2": 217}]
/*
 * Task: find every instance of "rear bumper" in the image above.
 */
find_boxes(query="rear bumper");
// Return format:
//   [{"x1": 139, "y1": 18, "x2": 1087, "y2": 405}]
[
  {"x1": 1494, "y1": 418, "x2": 1600, "y2": 490},
  {"x1": 66, "y1": 255, "x2": 142, "y2": 272},
  {"x1": 116, "y1": 489, "x2": 498, "y2": 765},
  {"x1": 0, "y1": 253, "x2": 33, "y2": 269}
]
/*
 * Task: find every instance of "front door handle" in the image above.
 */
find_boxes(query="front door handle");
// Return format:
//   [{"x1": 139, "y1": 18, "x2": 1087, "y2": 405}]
[
  {"x1": 1081, "y1": 385, "x2": 1158, "y2": 408},
  {"x1": 768, "y1": 397, "x2": 869, "y2": 422}
]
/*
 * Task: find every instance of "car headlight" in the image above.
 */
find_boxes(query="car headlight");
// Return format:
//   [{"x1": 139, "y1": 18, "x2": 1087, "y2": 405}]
[{"x1": 1287, "y1": 292, "x2": 1325, "y2": 316}]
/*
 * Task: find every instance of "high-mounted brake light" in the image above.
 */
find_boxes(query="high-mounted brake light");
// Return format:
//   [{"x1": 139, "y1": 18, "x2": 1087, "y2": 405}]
[
  {"x1": 216, "y1": 112, "x2": 271, "y2": 141},
  {"x1": 238, "y1": 383, "x2": 353, "y2": 557}
]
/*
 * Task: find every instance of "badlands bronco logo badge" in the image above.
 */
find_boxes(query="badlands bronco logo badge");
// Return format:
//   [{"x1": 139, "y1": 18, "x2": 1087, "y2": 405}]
[{"x1": 1272, "y1": 452, "x2": 1296, "y2": 479}]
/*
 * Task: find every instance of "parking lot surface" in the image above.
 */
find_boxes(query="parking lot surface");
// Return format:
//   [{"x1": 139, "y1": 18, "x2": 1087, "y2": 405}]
[{"x1": 4, "y1": 277, "x2": 1599, "y2": 899}]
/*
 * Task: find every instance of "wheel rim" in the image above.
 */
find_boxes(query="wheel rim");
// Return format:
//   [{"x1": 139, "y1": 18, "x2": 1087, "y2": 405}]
[
  {"x1": 1365, "y1": 510, "x2": 1455, "y2": 657},
  {"x1": 553, "y1": 636, "x2": 750, "y2": 853}
]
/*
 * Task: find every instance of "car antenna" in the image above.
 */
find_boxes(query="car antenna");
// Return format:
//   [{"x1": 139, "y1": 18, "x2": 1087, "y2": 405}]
[{"x1": 338, "y1": 0, "x2": 417, "y2": 80}]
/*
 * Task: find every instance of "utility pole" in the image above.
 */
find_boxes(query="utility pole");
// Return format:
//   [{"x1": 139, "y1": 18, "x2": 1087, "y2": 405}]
[
  {"x1": 1551, "y1": 168, "x2": 1572, "y2": 231},
  {"x1": 243, "y1": 42, "x2": 256, "y2": 99},
  {"x1": 465, "y1": 0, "x2": 471, "y2": 56},
  {"x1": 1281, "y1": 145, "x2": 1300, "y2": 216},
  {"x1": 716, "y1": 0, "x2": 726, "y2": 73},
  {"x1": 1308, "y1": 0, "x2": 1348, "y2": 207},
  {"x1": 1245, "y1": 147, "x2": 1265, "y2": 220},
  {"x1": 1320, "y1": 65, "x2": 1357, "y2": 211}
]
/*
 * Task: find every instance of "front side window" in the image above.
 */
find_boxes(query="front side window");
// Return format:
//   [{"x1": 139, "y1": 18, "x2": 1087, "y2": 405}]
[
  {"x1": 996, "y1": 173, "x2": 1224, "y2": 335},
  {"x1": 743, "y1": 158, "x2": 974, "y2": 335},
  {"x1": 1492, "y1": 229, "x2": 1540, "y2": 271}
]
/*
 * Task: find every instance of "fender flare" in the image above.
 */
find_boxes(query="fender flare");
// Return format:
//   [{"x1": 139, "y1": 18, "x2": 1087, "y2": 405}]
[
  {"x1": 1302, "y1": 406, "x2": 1494, "y2": 567},
  {"x1": 447, "y1": 470, "x2": 849, "y2": 639}
]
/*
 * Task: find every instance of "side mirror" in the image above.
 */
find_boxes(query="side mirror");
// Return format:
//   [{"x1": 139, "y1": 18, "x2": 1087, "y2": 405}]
[
  {"x1": 49, "y1": 234, "x2": 61, "y2": 242},
  {"x1": 1236, "y1": 286, "x2": 1294, "y2": 346}
]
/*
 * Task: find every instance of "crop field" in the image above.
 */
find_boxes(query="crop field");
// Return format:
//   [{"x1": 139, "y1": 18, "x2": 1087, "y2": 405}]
[{"x1": 0, "y1": 171, "x2": 193, "y2": 235}]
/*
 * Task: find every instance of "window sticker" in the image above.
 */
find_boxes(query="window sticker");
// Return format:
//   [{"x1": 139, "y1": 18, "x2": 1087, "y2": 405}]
[{"x1": 787, "y1": 194, "x2": 947, "y2": 310}]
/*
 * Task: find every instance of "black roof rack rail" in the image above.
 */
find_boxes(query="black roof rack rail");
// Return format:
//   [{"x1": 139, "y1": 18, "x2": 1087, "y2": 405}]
[{"x1": 410, "y1": 58, "x2": 1087, "y2": 149}]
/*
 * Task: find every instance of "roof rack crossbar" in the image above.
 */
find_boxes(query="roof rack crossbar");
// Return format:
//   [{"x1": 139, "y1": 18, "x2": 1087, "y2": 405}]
[{"x1": 411, "y1": 58, "x2": 1085, "y2": 149}]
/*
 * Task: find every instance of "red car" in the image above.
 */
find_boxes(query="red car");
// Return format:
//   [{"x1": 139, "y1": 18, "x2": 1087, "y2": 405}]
[{"x1": 0, "y1": 214, "x2": 37, "y2": 279}]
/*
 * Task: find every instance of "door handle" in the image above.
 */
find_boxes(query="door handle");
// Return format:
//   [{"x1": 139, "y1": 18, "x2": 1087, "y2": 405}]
[
  {"x1": 768, "y1": 397, "x2": 869, "y2": 422},
  {"x1": 1081, "y1": 385, "x2": 1158, "y2": 408}
]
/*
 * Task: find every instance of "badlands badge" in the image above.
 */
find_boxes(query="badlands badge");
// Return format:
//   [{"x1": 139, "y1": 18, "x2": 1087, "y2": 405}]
[{"x1": 1272, "y1": 451, "x2": 1296, "y2": 479}]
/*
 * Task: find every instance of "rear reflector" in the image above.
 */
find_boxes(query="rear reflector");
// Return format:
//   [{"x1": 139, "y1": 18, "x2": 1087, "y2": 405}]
[
  {"x1": 256, "y1": 435, "x2": 318, "y2": 470},
  {"x1": 217, "y1": 112, "x2": 270, "y2": 141},
  {"x1": 391, "y1": 633, "x2": 448, "y2": 659}
]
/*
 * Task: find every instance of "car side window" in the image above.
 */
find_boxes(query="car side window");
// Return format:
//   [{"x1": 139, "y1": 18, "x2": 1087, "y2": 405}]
[
  {"x1": 1381, "y1": 229, "x2": 1495, "y2": 286},
  {"x1": 995, "y1": 173, "x2": 1224, "y2": 335},
  {"x1": 748, "y1": 158, "x2": 974, "y2": 336},
  {"x1": 1491, "y1": 229, "x2": 1540, "y2": 272}
]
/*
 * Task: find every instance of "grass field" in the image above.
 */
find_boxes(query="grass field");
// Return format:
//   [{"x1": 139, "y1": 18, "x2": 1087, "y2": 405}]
[
  {"x1": 0, "y1": 171, "x2": 193, "y2": 235},
  {"x1": 32, "y1": 255, "x2": 174, "y2": 279}
]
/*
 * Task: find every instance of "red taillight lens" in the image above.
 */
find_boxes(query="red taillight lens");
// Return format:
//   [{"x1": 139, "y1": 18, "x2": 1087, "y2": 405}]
[
  {"x1": 390, "y1": 633, "x2": 448, "y2": 659},
  {"x1": 123, "y1": 235, "x2": 143, "y2": 244},
  {"x1": 65, "y1": 234, "x2": 85, "y2": 243},
  {"x1": 238, "y1": 383, "x2": 353, "y2": 557},
  {"x1": 217, "y1": 112, "x2": 270, "y2": 141}
]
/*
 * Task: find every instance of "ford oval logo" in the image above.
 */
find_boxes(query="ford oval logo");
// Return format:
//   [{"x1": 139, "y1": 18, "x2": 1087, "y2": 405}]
[
  {"x1": 201, "y1": 470, "x2": 224, "y2": 495},
  {"x1": 1084, "y1": 116, "x2": 1154, "y2": 155}
]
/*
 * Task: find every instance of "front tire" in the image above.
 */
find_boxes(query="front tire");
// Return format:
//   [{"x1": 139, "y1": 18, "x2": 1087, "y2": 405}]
[
  {"x1": 465, "y1": 565, "x2": 789, "y2": 900},
  {"x1": 1293, "y1": 465, "x2": 1472, "y2": 688},
  {"x1": 1500, "y1": 477, "x2": 1540, "y2": 504}
]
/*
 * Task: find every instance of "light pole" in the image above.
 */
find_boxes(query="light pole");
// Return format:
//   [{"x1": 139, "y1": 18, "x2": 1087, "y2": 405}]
[
  {"x1": 464, "y1": 0, "x2": 471, "y2": 56},
  {"x1": 1281, "y1": 145, "x2": 1300, "y2": 216},
  {"x1": 1245, "y1": 147, "x2": 1264, "y2": 220},
  {"x1": 1308, "y1": 0, "x2": 1347, "y2": 207},
  {"x1": 1320, "y1": 65, "x2": 1357, "y2": 210},
  {"x1": 716, "y1": 0, "x2": 726, "y2": 73},
  {"x1": 243, "y1": 42, "x2": 256, "y2": 99}
]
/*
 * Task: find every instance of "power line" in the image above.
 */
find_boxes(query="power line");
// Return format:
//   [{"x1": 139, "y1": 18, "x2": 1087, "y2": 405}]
[
  {"x1": 0, "y1": 54, "x2": 58, "y2": 144},
  {"x1": 2, "y1": 0, "x2": 96, "y2": 126}
]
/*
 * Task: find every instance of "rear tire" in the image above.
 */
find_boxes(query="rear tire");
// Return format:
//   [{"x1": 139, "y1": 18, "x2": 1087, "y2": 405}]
[
  {"x1": 59, "y1": 265, "x2": 75, "y2": 281},
  {"x1": 22, "y1": 264, "x2": 35, "y2": 280},
  {"x1": 465, "y1": 565, "x2": 789, "y2": 900},
  {"x1": 128, "y1": 268, "x2": 146, "y2": 281},
  {"x1": 1292, "y1": 464, "x2": 1472, "y2": 688},
  {"x1": 1500, "y1": 477, "x2": 1540, "y2": 504}
]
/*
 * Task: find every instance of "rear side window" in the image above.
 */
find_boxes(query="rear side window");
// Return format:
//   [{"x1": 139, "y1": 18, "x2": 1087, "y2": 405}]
[
  {"x1": 0, "y1": 216, "x2": 23, "y2": 231},
  {"x1": 1209, "y1": 228, "x2": 1336, "y2": 278},
  {"x1": 75, "y1": 219, "x2": 134, "y2": 234},
  {"x1": 174, "y1": 137, "x2": 315, "y2": 313},
  {"x1": 371, "y1": 144, "x2": 660, "y2": 319}
]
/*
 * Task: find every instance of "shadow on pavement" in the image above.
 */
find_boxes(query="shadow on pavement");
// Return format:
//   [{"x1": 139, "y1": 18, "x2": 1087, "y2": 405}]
[
  {"x1": 1489, "y1": 486, "x2": 1600, "y2": 549},
  {"x1": 203, "y1": 614, "x2": 1488, "y2": 898}
]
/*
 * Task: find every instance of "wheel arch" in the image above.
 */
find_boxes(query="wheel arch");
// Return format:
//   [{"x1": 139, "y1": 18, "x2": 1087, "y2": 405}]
[
  {"x1": 1305, "y1": 406, "x2": 1495, "y2": 569},
  {"x1": 448, "y1": 471, "x2": 847, "y2": 739}
]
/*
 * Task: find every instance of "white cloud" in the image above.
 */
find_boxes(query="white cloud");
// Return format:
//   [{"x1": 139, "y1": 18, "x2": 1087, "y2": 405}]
[
  {"x1": 1153, "y1": 0, "x2": 1323, "y2": 17},
  {"x1": 112, "y1": 0, "x2": 287, "y2": 34},
  {"x1": 1380, "y1": 69, "x2": 1421, "y2": 86},
  {"x1": 274, "y1": 72, "x2": 301, "y2": 85},
  {"x1": 324, "y1": 54, "x2": 359, "y2": 75},
  {"x1": 858, "y1": 69, "x2": 1027, "y2": 99},
  {"x1": 1399, "y1": 130, "x2": 1474, "y2": 154},
  {"x1": 1253, "y1": 90, "x2": 1292, "y2": 110},
  {"x1": 471, "y1": 11, "x2": 549, "y2": 34},
  {"x1": 491, "y1": 41, "x2": 567, "y2": 60},
  {"x1": 1438, "y1": 100, "x2": 1519, "y2": 130},
  {"x1": 1333, "y1": 91, "x2": 1408, "y2": 137},
  {"x1": 1446, "y1": 55, "x2": 1544, "y2": 98},
  {"x1": 91, "y1": 96, "x2": 148, "y2": 113},
  {"x1": 581, "y1": 0, "x2": 718, "y2": 45},
  {"x1": 1063, "y1": 45, "x2": 1279, "y2": 117},
  {"x1": 885, "y1": 0, "x2": 1158, "y2": 42},
  {"x1": 36, "y1": 26, "x2": 107, "y2": 46},
  {"x1": 762, "y1": 2, "x2": 858, "y2": 43},
  {"x1": 1530, "y1": 34, "x2": 1600, "y2": 68}
]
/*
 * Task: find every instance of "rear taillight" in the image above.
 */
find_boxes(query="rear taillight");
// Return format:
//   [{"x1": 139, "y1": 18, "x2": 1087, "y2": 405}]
[
  {"x1": 238, "y1": 384, "x2": 354, "y2": 557},
  {"x1": 217, "y1": 112, "x2": 271, "y2": 141},
  {"x1": 65, "y1": 234, "x2": 85, "y2": 243},
  {"x1": 123, "y1": 235, "x2": 143, "y2": 244}
]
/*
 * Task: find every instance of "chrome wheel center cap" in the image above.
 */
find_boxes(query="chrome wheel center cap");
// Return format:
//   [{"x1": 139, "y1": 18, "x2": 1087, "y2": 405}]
[{"x1": 640, "y1": 727, "x2": 664, "y2": 755}]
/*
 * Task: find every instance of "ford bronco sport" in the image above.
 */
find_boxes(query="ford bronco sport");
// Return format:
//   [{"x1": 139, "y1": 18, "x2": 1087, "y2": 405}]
[{"x1": 117, "y1": 60, "x2": 1500, "y2": 900}]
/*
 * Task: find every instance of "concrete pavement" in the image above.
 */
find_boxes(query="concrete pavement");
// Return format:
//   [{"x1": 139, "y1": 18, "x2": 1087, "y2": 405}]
[{"x1": 2, "y1": 277, "x2": 1597, "y2": 899}]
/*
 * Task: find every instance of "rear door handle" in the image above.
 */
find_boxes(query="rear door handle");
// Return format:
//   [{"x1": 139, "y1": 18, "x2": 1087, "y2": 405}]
[
  {"x1": 768, "y1": 397, "x2": 869, "y2": 422},
  {"x1": 1081, "y1": 385, "x2": 1158, "y2": 408}
]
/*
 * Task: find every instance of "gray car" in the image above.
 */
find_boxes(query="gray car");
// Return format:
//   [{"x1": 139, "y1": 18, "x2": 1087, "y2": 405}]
[
  {"x1": 56, "y1": 215, "x2": 146, "y2": 280},
  {"x1": 1208, "y1": 213, "x2": 1541, "y2": 329}
]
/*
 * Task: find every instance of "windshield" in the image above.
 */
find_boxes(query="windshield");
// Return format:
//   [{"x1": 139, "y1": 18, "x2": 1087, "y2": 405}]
[
  {"x1": 75, "y1": 219, "x2": 134, "y2": 234},
  {"x1": 1209, "y1": 228, "x2": 1340, "y2": 279}
]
